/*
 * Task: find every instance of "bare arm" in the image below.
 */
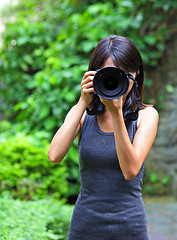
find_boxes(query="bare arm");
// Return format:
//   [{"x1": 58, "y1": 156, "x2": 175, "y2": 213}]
[
  {"x1": 48, "y1": 98, "x2": 87, "y2": 163},
  {"x1": 112, "y1": 106, "x2": 158, "y2": 180},
  {"x1": 101, "y1": 97, "x2": 159, "y2": 181},
  {"x1": 48, "y1": 71, "x2": 96, "y2": 164}
]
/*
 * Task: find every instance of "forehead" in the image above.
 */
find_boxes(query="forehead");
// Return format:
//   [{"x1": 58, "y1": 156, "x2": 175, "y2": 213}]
[
  {"x1": 101, "y1": 57, "x2": 116, "y2": 68},
  {"x1": 101, "y1": 57, "x2": 136, "y2": 79}
]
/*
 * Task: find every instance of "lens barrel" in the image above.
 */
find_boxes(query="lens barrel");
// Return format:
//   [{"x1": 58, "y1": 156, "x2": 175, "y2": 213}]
[{"x1": 93, "y1": 66, "x2": 129, "y2": 99}]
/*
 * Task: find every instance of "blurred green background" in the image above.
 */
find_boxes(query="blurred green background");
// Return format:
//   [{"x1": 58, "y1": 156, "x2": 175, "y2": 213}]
[{"x1": 0, "y1": 0, "x2": 177, "y2": 239}]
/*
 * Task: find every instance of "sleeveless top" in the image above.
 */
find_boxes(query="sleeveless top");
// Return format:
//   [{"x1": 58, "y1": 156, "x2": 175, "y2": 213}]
[{"x1": 67, "y1": 114, "x2": 149, "y2": 240}]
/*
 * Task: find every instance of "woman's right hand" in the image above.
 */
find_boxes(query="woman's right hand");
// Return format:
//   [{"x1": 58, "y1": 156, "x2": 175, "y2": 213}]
[{"x1": 80, "y1": 71, "x2": 96, "y2": 106}]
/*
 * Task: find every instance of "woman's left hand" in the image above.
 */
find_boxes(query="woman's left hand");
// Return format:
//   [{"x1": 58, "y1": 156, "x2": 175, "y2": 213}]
[{"x1": 99, "y1": 96, "x2": 124, "y2": 115}]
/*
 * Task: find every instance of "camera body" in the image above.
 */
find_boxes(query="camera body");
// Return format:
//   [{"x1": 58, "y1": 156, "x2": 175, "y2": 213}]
[
  {"x1": 88, "y1": 66, "x2": 141, "y2": 120},
  {"x1": 93, "y1": 66, "x2": 129, "y2": 99}
]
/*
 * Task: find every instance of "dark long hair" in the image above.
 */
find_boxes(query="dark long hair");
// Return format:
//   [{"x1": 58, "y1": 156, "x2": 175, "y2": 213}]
[{"x1": 88, "y1": 35, "x2": 145, "y2": 116}]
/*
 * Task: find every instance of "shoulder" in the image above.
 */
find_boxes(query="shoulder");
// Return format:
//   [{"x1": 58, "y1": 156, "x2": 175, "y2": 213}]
[
  {"x1": 139, "y1": 106, "x2": 159, "y2": 118},
  {"x1": 137, "y1": 106, "x2": 159, "y2": 129}
]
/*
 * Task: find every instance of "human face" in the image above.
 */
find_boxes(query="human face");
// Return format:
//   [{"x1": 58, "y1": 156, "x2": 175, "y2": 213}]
[{"x1": 101, "y1": 57, "x2": 136, "y2": 100}]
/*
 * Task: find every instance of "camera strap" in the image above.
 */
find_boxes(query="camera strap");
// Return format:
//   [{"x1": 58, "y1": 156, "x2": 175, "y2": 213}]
[
  {"x1": 134, "y1": 80, "x2": 142, "y2": 109},
  {"x1": 125, "y1": 72, "x2": 142, "y2": 109},
  {"x1": 123, "y1": 79, "x2": 142, "y2": 120},
  {"x1": 86, "y1": 94, "x2": 105, "y2": 115}
]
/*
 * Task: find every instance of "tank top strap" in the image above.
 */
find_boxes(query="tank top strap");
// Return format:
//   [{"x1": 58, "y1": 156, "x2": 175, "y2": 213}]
[
  {"x1": 81, "y1": 113, "x2": 90, "y2": 132},
  {"x1": 78, "y1": 113, "x2": 95, "y2": 146}
]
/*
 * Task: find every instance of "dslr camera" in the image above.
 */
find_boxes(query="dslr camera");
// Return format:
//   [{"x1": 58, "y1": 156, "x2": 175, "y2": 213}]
[{"x1": 93, "y1": 66, "x2": 132, "y2": 100}]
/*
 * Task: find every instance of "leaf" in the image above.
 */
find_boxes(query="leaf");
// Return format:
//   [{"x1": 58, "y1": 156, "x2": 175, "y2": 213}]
[
  {"x1": 80, "y1": 40, "x2": 96, "y2": 53},
  {"x1": 144, "y1": 78, "x2": 153, "y2": 87},
  {"x1": 39, "y1": 106, "x2": 50, "y2": 119},
  {"x1": 166, "y1": 84, "x2": 174, "y2": 93},
  {"x1": 20, "y1": 62, "x2": 28, "y2": 71},
  {"x1": 149, "y1": 172, "x2": 158, "y2": 183},
  {"x1": 87, "y1": 4, "x2": 102, "y2": 14},
  {"x1": 23, "y1": 55, "x2": 33, "y2": 65},
  {"x1": 162, "y1": 176, "x2": 171, "y2": 184},
  {"x1": 122, "y1": 0, "x2": 133, "y2": 8},
  {"x1": 44, "y1": 117, "x2": 56, "y2": 130},
  {"x1": 64, "y1": 91, "x2": 76, "y2": 103},
  {"x1": 143, "y1": 35, "x2": 156, "y2": 46},
  {"x1": 17, "y1": 36, "x2": 29, "y2": 45}
]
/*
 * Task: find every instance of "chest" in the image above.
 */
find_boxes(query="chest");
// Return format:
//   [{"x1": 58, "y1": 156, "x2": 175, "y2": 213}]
[
  {"x1": 78, "y1": 115, "x2": 136, "y2": 169},
  {"x1": 78, "y1": 121, "x2": 118, "y2": 169},
  {"x1": 96, "y1": 113, "x2": 127, "y2": 133},
  {"x1": 96, "y1": 114, "x2": 113, "y2": 133}
]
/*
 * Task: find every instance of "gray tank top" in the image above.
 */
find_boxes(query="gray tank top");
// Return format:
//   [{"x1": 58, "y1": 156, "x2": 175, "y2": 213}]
[{"x1": 67, "y1": 114, "x2": 148, "y2": 240}]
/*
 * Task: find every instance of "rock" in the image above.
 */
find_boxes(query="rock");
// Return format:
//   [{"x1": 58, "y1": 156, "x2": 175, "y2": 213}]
[{"x1": 145, "y1": 33, "x2": 177, "y2": 196}]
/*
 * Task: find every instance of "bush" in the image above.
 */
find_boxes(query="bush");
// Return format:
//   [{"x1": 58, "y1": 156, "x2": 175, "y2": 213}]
[
  {"x1": 143, "y1": 170, "x2": 172, "y2": 196},
  {"x1": 0, "y1": 194, "x2": 74, "y2": 240},
  {"x1": 64, "y1": 139, "x2": 80, "y2": 202},
  {"x1": 1, "y1": 0, "x2": 176, "y2": 202},
  {"x1": 0, "y1": 134, "x2": 68, "y2": 200}
]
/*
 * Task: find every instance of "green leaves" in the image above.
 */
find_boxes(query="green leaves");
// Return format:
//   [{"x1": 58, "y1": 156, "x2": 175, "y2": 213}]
[
  {"x1": 143, "y1": 35, "x2": 156, "y2": 46},
  {"x1": 0, "y1": 195, "x2": 73, "y2": 240},
  {"x1": 149, "y1": 172, "x2": 158, "y2": 183},
  {"x1": 0, "y1": 134, "x2": 68, "y2": 200},
  {"x1": 39, "y1": 106, "x2": 51, "y2": 120},
  {"x1": 143, "y1": 171, "x2": 172, "y2": 196},
  {"x1": 1, "y1": 0, "x2": 176, "y2": 133},
  {"x1": 166, "y1": 84, "x2": 174, "y2": 94},
  {"x1": 44, "y1": 117, "x2": 57, "y2": 131},
  {"x1": 0, "y1": 0, "x2": 177, "y2": 203}
]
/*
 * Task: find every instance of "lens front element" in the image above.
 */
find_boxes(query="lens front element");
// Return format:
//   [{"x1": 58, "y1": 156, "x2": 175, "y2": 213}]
[{"x1": 93, "y1": 66, "x2": 129, "y2": 100}]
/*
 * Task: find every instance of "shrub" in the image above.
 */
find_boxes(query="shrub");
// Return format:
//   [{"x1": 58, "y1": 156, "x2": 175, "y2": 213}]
[
  {"x1": 143, "y1": 170, "x2": 172, "y2": 196},
  {"x1": 1, "y1": 0, "x2": 176, "y2": 202},
  {"x1": 0, "y1": 194, "x2": 74, "y2": 240},
  {"x1": 0, "y1": 134, "x2": 68, "y2": 200},
  {"x1": 64, "y1": 139, "x2": 80, "y2": 202}
]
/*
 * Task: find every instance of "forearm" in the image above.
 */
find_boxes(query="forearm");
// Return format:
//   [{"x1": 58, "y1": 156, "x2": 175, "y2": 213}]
[
  {"x1": 48, "y1": 97, "x2": 87, "y2": 163},
  {"x1": 111, "y1": 110, "x2": 141, "y2": 180}
]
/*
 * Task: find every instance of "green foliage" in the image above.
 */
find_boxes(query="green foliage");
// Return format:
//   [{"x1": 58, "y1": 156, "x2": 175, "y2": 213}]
[
  {"x1": 65, "y1": 139, "x2": 80, "y2": 199},
  {"x1": 0, "y1": 194, "x2": 73, "y2": 240},
  {"x1": 166, "y1": 84, "x2": 174, "y2": 94},
  {"x1": 149, "y1": 172, "x2": 158, "y2": 183},
  {"x1": 143, "y1": 171, "x2": 172, "y2": 196},
  {"x1": 0, "y1": 0, "x2": 71, "y2": 121},
  {"x1": 1, "y1": 0, "x2": 177, "y2": 132},
  {"x1": 0, "y1": 133, "x2": 68, "y2": 200},
  {"x1": 0, "y1": 0, "x2": 176, "y2": 201}
]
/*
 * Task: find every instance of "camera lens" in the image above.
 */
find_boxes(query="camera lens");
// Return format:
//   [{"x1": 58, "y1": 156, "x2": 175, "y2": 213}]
[
  {"x1": 93, "y1": 66, "x2": 129, "y2": 100},
  {"x1": 103, "y1": 76, "x2": 118, "y2": 91}
]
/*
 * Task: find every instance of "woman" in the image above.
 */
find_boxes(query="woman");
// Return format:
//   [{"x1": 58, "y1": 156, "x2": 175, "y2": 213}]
[{"x1": 48, "y1": 35, "x2": 159, "y2": 240}]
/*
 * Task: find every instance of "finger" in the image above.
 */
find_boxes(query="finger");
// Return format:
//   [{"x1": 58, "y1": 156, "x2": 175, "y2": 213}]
[
  {"x1": 82, "y1": 87, "x2": 94, "y2": 93},
  {"x1": 81, "y1": 82, "x2": 93, "y2": 92},
  {"x1": 83, "y1": 71, "x2": 96, "y2": 79},
  {"x1": 82, "y1": 72, "x2": 96, "y2": 83},
  {"x1": 81, "y1": 76, "x2": 94, "y2": 86}
]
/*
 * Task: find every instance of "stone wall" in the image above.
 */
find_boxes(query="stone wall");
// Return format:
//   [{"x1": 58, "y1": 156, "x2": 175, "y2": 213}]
[{"x1": 145, "y1": 33, "x2": 177, "y2": 194}]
